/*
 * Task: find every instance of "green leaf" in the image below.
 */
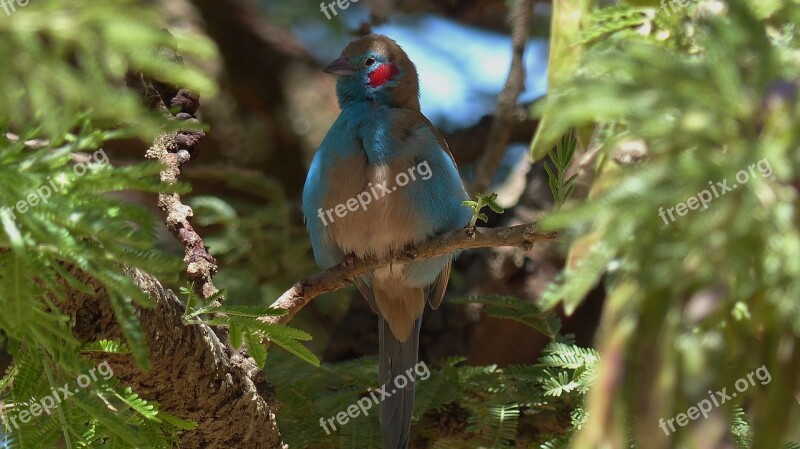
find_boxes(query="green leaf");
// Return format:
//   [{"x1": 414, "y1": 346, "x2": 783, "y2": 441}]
[
  {"x1": 158, "y1": 410, "x2": 198, "y2": 431},
  {"x1": 530, "y1": 0, "x2": 598, "y2": 162},
  {"x1": 72, "y1": 391, "x2": 149, "y2": 447},
  {"x1": 0, "y1": 208, "x2": 24, "y2": 250},
  {"x1": 80, "y1": 340, "x2": 130, "y2": 354},
  {"x1": 108, "y1": 293, "x2": 151, "y2": 370},
  {"x1": 230, "y1": 321, "x2": 243, "y2": 350},
  {"x1": 487, "y1": 201, "x2": 505, "y2": 214},
  {"x1": 245, "y1": 330, "x2": 268, "y2": 369},
  {"x1": 209, "y1": 304, "x2": 287, "y2": 318},
  {"x1": 263, "y1": 325, "x2": 320, "y2": 367}
]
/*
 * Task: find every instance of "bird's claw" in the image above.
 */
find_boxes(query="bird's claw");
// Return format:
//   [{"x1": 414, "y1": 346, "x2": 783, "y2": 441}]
[{"x1": 342, "y1": 253, "x2": 356, "y2": 271}]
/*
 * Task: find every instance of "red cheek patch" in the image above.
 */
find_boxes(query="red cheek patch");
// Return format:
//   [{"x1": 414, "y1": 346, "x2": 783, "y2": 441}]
[{"x1": 368, "y1": 63, "x2": 400, "y2": 87}]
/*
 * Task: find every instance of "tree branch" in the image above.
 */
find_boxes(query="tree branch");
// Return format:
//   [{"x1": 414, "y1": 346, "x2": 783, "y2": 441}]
[
  {"x1": 62, "y1": 266, "x2": 284, "y2": 449},
  {"x1": 265, "y1": 223, "x2": 558, "y2": 326},
  {"x1": 129, "y1": 44, "x2": 221, "y2": 303},
  {"x1": 471, "y1": 0, "x2": 535, "y2": 194}
]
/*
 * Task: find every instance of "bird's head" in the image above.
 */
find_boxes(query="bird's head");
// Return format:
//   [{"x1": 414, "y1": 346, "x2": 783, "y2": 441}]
[{"x1": 324, "y1": 34, "x2": 420, "y2": 110}]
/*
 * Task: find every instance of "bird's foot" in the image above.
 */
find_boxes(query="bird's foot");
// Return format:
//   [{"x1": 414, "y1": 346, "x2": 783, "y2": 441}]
[
  {"x1": 341, "y1": 253, "x2": 356, "y2": 272},
  {"x1": 402, "y1": 244, "x2": 418, "y2": 259}
]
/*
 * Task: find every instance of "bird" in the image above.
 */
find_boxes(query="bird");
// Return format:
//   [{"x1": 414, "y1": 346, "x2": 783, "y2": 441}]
[{"x1": 302, "y1": 34, "x2": 472, "y2": 448}]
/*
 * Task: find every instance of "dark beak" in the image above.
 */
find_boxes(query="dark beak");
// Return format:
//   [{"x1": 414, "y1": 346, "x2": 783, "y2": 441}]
[{"x1": 324, "y1": 56, "x2": 356, "y2": 76}]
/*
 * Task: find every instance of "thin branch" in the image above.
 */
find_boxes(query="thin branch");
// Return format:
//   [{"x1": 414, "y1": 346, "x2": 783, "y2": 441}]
[
  {"x1": 145, "y1": 129, "x2": 220, "y2": 301},
  {"x1": 133, "y1": 43, "x2": 221, "y2": 303},
  {"x1": 264, "y1": 223, "x2": 558, "y2": 326},
  {"x1": 471, "y1": 0, "x2": 535, "y2": 194}
]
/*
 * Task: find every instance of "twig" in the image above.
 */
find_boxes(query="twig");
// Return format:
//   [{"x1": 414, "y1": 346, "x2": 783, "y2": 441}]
[
  {"x1": 133, "y1": 43, "x2": 221, "y2": 303},
  {"x1": 471, "y1": 0, "x2": 535, "y2": 194},
  {"x1": 264, "y1": 223, "x2": 558, "y2": 325}
]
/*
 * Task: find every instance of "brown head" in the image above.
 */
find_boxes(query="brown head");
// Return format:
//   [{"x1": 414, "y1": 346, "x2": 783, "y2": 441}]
[{"x1": 324, "y1": 34, "x2": 420, "y2": 110}]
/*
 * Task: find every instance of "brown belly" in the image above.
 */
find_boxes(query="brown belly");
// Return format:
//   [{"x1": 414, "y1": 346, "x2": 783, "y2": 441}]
[{"x1": 322, "y1": 153, "x2": 422, "y2": 258}]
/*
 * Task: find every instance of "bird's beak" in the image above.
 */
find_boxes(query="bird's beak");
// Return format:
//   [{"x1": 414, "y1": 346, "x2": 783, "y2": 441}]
[{"x1": 324, "y1": 56, "x2": 356, "y2": 76}]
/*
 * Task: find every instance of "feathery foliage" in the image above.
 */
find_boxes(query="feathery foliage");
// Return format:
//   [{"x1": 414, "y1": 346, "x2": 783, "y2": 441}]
[
  {"x1": 543, "y1": 132, "x2": 579, "y2": 208},
  {"x1": 0, "y1": 1, "x2": 216, "y2": 447},
  {"x1": 534, "y1": 0, "x2": 800, "y2": 447},
  {"x1": 271, "y1": 295, "x2": 594, "y2": 448}
]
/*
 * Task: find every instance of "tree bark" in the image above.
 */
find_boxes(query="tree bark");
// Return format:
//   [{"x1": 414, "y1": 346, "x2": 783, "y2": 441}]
[{"x1": 59, "y1": 266, "x2": 285, "y2": 448}]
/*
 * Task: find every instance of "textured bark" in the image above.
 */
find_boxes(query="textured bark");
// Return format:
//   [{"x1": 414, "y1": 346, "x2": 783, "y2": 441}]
[{"x1": 60, "y1": 266, "x2": 285, "y2": 449}]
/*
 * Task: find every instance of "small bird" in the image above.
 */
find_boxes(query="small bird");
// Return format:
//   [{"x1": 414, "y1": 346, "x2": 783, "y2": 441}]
[{"x1": 302, "y1": 34, "x2": 471, "y2": 448}]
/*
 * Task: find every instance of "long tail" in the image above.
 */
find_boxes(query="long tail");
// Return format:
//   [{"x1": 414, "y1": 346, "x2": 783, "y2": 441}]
[{"x1": 379, "y1": 315, "x2": 421, "y2": 449}]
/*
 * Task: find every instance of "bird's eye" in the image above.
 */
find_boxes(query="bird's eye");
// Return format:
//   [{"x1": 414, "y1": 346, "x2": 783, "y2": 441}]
[{"x1": 364, "y1": 57, "x2": 376, "y2": 67}]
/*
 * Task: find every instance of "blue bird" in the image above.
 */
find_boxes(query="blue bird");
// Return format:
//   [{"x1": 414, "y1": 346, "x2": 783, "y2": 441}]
[{"x1": 303, "y1": 34, "x2": 471, "y2": 449}]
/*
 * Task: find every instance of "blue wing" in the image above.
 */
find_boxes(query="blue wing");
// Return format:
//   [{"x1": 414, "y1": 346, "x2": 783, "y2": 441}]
[{"x1": 302, "y1": 149, "x2": 344, "y2": 270}]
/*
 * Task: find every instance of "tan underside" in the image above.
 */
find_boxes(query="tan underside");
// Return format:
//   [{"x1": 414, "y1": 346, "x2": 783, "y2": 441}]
[{"x1": 373, "y1": 276, "x2": 424, "y2": 342}]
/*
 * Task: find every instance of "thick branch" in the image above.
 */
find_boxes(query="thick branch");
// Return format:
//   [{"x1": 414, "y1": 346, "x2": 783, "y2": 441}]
[
  {"x1": 61, "y1": 267, "x2": 283, "y2": 448},
  {"x1": 471, "y1": 0, "x2": 535, "y2": 194},
  {"x1": 265, "y1": 223, "x2": 558, "y2": 325}
]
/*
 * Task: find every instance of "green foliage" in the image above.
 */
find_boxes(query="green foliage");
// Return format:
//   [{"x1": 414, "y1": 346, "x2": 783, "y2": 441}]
[
  {"x1": 466, "y1": 404, "x2": 519, "y2": 448},
  {"x1": 579, "y1": 3, "x2": 681, "y2": 45},
  {"x1": 180, "y1": 285, "x2": 320, "y2": 367},
  {"x1": 451, "y1": 295, "x2": 562, "y2": 339},
  {"x1": 0, "y1": 0, "x2": 216, "y2": 141},
  {"x1": 1, "y1": 347, "x2": 188, "y2": 449},
  {"x1": 543, "y1": 132, "x2": 579, "y2": 207},
  {"x1": 272, "y1": 295, "x2": 592, "y2": 448},
  {"x1": 0, "y1": 117, "x2": 193, "y2": 446},
  {"x1": 537, "y1": 343, "x2": 599, "y2": 397},
  {"x1": 530, "y1": 0, "x2": 598, "y2": 161},
  {"x1": 462, "y1": 193, "x2": 505, "y2": 227},
  {"x1": 0, "y1": 1, "x2": 217, "y2": 447},
  {"x1": 533, "y1": 0, "x2": 800, "y2": 447}
]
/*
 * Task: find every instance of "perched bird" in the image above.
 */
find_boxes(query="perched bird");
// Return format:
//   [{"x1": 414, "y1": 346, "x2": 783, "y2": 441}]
[{"x1": 303, "y1": 34, "x2": 471, "y2": 449}]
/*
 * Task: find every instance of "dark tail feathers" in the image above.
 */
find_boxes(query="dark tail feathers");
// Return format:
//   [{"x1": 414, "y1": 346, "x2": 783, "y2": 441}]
[{"x1": 379, "y1": 316, "x2": 421, "y2": 449}]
